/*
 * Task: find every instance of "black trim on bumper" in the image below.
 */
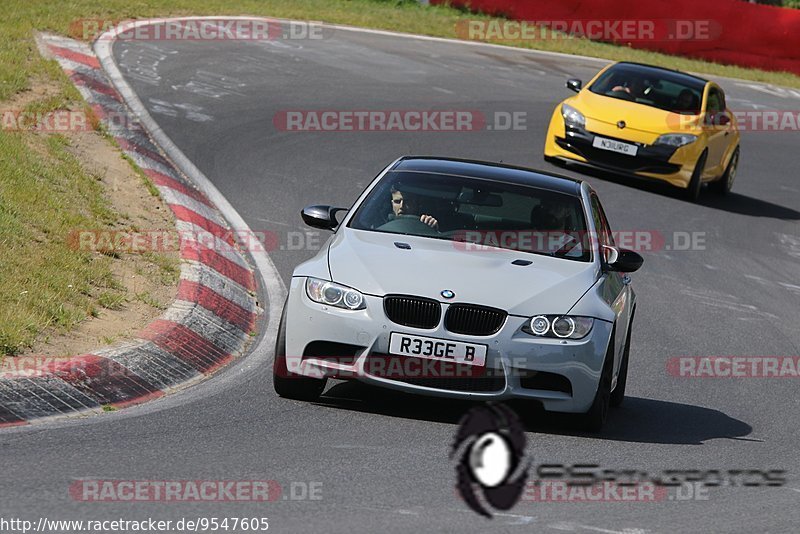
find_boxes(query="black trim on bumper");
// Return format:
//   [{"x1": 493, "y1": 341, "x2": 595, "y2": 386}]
[{"x1": 556, "y1": 126, "x2": 681, "y2": 175}]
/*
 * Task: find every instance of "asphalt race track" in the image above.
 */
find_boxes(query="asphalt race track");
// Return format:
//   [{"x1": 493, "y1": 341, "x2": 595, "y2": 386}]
[{"x1": 2, "y1": 19, "x2": 800, "y2": 533}]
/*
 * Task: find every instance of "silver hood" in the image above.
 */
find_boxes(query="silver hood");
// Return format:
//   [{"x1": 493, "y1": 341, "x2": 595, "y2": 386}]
[{"x1": 328, "y1": 229, "x2": 599, "y2": 316}]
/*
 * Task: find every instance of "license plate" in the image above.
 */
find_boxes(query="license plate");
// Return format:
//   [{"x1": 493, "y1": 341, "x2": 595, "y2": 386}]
[
  {"x1": 388, "y1": 333, "x2": 487, "y2": 367},
  {"x1": 592, "y1": 136, "x2": 638, "y2": 156}
]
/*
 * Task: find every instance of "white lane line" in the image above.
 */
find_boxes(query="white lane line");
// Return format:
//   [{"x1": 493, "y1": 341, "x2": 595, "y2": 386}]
[{"x1": 549, "y1": 522, "x2": 652, "y2": 534}]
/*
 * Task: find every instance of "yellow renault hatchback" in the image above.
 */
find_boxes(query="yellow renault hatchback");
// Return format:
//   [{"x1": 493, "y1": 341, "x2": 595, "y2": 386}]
[{"x1": 544, "y1": 62, "x2": 740, "y2": 201}]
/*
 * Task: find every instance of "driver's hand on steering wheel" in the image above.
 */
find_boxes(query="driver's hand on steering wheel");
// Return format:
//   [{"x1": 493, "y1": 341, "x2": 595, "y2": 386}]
[{"x1": 420, "y1": 214, "x2": 438, "y2": 230}]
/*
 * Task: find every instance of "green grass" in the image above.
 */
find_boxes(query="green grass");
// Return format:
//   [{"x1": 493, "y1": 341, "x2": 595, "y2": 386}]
[
  {"x1": 0, "y1": 131, "x2": 119, "y2": 355},
  {"x1": 1, "y1": 0, "x2": 799, "y2": 355},
  {"x1": 98, "y1": 291, "x2": 126, "y2": 310},
  {"x1": 135, "y1": 291, "x2": 167, "y2": 310},
  {"x1": 142, "y1": 252, "x2": 180, "y2": 285}
]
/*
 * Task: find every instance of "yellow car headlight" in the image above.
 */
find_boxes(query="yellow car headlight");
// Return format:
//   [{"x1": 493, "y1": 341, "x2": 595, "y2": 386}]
[
  {"x1": 654, "y1": 133, "x2": 697, "y2": 147},
  {"x1": 561, "y1": 104, "x2": 586, "y2": 130}
]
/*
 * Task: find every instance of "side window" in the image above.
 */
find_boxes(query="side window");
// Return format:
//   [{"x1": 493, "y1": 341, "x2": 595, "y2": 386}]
[
  {"x1": 707, "y1": 87, "x2": 722, "y2": 113},
  {"x1": 597, "y1": 199, "x2": 615, "y2": 247},
  {"x1": 590, "y1": 194, "x2": 614, "y2": 247}
]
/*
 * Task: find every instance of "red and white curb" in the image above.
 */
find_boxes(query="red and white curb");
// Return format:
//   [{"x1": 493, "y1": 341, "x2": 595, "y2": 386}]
[{"x1": 0, "y1": 33, "x2": 265, "y2": 428}]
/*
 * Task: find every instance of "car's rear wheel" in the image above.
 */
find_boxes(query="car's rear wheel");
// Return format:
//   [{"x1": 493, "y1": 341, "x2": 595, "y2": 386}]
[
  {"x1": 610, "y1": 310, "x2": 634, "y2": 408},
  {"x1": 710, "y1": 146, "x2": 739, "y2": 195},
  {"x1": 273, "y1": 299, "x2": 327, "y2": 401},
  {"x1": 582, "y1": 333, "x2": 615, "y2": 432},
  {"x1": 686, "y1": 150, "x2": 708, "y2": 202}
]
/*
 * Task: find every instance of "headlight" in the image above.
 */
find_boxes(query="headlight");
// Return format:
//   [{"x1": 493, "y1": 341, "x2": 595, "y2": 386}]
[
  {"x1": 522, "y1": 315, "x2": 593, "y2": 339},
  {"x1": 306, "y1": 278, "x2": 366, "y2": 310},
  {"x1": 561, "y1": 104, "x2": 585, "y2": 129},
  {"x1": 654, "y1": 133, "x2": 697, "y2": 147}
]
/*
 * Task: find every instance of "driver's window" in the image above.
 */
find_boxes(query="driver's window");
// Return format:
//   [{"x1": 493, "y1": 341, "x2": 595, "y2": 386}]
[{"x1": 707, "y1": 88, "x2": 722, "y2": 113}]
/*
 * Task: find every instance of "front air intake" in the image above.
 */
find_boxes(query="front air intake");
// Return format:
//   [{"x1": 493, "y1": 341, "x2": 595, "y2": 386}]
[
  {"x1": 444, "y1": 304, "x2": 507, "y2": 336},
  {"x1": 383, "y1": 295, "x2": 441, "y2": 329}
]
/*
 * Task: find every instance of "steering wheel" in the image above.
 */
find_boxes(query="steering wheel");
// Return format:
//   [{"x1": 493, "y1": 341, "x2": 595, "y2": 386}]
[
  {"x1": 551, "y1": 234, "x2": 579, "y2": 257},
  {"x1": 377, "y1": 214, "x2": 439, "y2": 236},
  {"x1": 607, "y1": 89, "x2": 635, "y2": 101}
]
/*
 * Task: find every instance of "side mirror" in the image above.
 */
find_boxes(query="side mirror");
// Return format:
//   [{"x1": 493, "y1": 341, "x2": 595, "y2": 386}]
[
  {"x1": 566, "y1": 78, "x2": 583, "y2": 93},
  {"x1": 300, "y1": 205, "x2": 347, "y2": 231},
  {"x1": 603, "y1": 246, "x2": 644, "y2": 273}
]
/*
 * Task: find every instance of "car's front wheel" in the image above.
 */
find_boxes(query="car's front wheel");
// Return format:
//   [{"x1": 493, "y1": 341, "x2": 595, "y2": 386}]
[
  {"x1": 685, "y1": 150, "x2": 708, "y2": 202},
  {"x1": 610, "y1": 310, "x2": 634, "y2": 408},
  {"x1": 273, "y1": 299, "x2": 327, "y2": 401},
  {"x1": 582, "y1": 334, "x2": 615, "y2": 432}
]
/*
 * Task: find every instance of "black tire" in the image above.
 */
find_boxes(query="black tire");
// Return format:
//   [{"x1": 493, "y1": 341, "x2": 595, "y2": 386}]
[
  {"x1": 686, "y1": 150, "x2": 707, "y2": 202},
  {"x1": 610, "y1": 310, "x2": 635, "y2": 408},
  {"x1": 710, "y1": 146, "x2": 739, "y2": 196},
  {"x1": 273, "y1": 299, "x2": 326, "y2": 401},
  {"x1": 582, "y1": 333, "x2": 615, "y2": 433}
]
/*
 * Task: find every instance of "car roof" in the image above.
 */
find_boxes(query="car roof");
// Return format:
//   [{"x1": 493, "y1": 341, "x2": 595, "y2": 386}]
[
  {"x1": 391, "y1": 157, "x2": 584, "y2": 197},
  {"x1": 612, "y1": 61, "x2": 709, "y2": 87}
]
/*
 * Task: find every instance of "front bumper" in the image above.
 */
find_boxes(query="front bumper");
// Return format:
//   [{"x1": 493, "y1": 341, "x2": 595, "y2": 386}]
[
  {"x1": 284, "y1": 277, "x2": 614, "y2": 413},
  {"x1": 544, "y1": 109, "x2": 700, "y2": 188}
]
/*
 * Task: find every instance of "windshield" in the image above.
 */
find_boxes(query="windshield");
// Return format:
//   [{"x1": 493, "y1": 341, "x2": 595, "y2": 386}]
[
  {"x1": 348, "y1": 170, "x2": 591, "y2": 262},
  {"x1": 589, "y1": 64, "x2": 706, "y2": 113}
]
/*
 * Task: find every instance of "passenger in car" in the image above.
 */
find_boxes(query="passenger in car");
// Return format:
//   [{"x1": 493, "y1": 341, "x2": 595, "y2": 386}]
[
  {"x1": 675, "y1": 89, "x2": 700, "y2": 113},
  {"x1": 530, "y1": 203, "x2": 582, "y2": 257}
]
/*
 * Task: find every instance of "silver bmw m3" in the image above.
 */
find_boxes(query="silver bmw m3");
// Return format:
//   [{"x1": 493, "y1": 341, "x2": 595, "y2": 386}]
[{"x1": 273, "y1": 157, "x2": 643, "y2": 431}]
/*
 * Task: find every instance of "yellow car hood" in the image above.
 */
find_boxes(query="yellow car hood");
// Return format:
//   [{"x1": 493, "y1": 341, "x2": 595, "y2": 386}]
[{"x1": 572, "y1": 90, "x2": 683, "y2": 135}]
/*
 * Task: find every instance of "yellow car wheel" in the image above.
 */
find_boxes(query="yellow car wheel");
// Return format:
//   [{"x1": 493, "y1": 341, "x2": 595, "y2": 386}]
[
  {"x1": 686, "y1": 150, "x2": 708, "y2": 202},
  {"x1": 711, "y1": 146, "x2": 739, "y2": 196}
]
